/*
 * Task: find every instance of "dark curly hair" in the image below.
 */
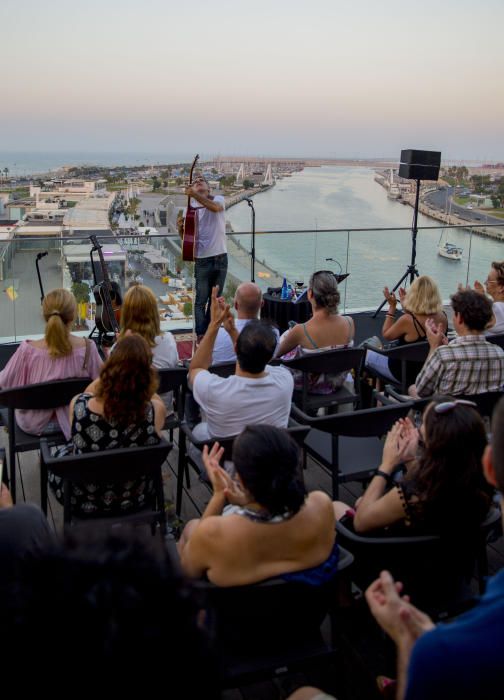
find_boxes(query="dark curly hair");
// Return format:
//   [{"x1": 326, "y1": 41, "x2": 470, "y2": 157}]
[
  {"x1": 232, "y1": 425, "x2": 306, "y2": 515},
  {"x1": 96, "y1": 334, "x2": 158, "y2": 427},
  {"x1": 450, "y1": 289, "x2": 493, "y2": 331},
  {"x1": 406, "y1": 396, "x2": 492, "y2": 533}
]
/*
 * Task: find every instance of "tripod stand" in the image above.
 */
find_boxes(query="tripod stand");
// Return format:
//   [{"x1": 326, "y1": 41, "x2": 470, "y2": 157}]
[{"x1": 372, "y1": 178, "x2": 421, "y2": 318}]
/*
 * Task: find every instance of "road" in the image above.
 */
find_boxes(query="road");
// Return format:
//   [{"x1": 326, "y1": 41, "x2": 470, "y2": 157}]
[{"x1": 424, "y1": 187, "x2": 503, "y2": 226}]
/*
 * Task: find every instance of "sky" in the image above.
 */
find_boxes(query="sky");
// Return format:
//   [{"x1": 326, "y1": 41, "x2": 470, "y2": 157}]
[{"x1": 2, "y1": 0, "x2": 504, "y2": 160}]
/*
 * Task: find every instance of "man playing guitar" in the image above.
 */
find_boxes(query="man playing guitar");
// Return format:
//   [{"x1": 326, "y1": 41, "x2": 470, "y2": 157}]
[{"x1": 178, "y1": 176, "x2": 227, "y2": 340}]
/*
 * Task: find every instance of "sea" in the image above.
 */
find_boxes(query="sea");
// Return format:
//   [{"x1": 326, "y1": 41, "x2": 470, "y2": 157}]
[
  {"x1": 2, "y1": 153, "x2": 503, "y2": 310},
  {"x1": 226, "y1": 166, "x2": 504, "y2": 309}
]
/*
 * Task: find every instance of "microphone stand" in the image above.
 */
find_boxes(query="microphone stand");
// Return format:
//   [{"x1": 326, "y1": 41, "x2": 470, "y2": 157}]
[
  {"x1": 35, "y1": 252, "x2": 48, "y2": 304},
  {"x1": 246, "y1": 198, "x2": 256, "y2": 283}
]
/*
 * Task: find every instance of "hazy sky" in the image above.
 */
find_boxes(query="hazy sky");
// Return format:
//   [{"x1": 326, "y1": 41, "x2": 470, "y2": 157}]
[{"x1": 2, "y1": 0, "x2": 503, "y2": 159}]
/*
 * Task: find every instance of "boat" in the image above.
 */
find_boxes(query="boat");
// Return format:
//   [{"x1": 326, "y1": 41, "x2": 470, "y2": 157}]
[{"x1": 438, "y1": 241, "x2": 463, "y2": 261}]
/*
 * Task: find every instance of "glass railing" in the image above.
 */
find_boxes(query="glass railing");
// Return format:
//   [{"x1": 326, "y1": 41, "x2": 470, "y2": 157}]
[{"x1": 1, "y1": 223, "x2": 503, "y2": 342}]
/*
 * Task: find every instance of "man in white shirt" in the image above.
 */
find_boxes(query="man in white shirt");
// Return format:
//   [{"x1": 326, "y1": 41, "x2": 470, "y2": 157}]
[
  {"x1": 178, "y1": 176, "x2": 227, "y2": 339},
  {"x1": 212, "y1": 282, "x2": 279, "y2": 365},
  {"x1": 189, "y1": 287, "x2": 293, "y2": 440}
]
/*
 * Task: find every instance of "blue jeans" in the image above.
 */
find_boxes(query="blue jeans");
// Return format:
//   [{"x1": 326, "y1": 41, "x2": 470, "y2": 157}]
[{"x1": 194, "y1": 253, "x2": 228, "y2": 336}]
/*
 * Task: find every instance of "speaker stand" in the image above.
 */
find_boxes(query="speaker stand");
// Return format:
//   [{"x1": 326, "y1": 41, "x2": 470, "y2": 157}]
[{"x1": 373, "y1": 179, "x2": 421, "y2": 318}]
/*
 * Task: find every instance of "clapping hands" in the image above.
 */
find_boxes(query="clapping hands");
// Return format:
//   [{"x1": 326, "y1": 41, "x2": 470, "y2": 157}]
[
  {"x1": 210, "y1": 286, "x2": 230, "y2": 328},
  {"x1": 425, "y1": 317, "x2": 448, "y2": 348},
  {"x1": 202, "y1": 442, "x2": 248, "y2": 505},
  {"x1": 383, "y1": 286, "x2": 397, "y2": 308}
]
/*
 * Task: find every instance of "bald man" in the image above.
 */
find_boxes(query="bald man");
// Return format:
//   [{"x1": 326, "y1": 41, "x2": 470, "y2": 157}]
[{"x1": 212, "y1": 282, "x2": 279, "y2": 364}]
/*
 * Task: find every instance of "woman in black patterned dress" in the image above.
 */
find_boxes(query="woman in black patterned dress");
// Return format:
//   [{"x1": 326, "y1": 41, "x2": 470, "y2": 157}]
[{"x1": 49, "y1": 334, "x2": 166, "y2": 515}]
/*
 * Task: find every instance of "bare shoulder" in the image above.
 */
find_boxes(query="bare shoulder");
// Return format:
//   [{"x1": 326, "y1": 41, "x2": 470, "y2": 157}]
[
  {"x1": 192, "y1": 516, "x2": 225, "y2": 544},
  {"x1": 305, "y1": 490, "x2": 334, "y2": 511}
]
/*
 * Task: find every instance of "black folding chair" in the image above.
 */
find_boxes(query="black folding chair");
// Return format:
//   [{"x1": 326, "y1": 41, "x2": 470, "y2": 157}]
[
  {"x1": 291, "y1": 402, "x2": 414, "y2": 499},
  {"x1": 40, "y1": 438, "x2": 172, "y2": 533},
  {"x1": 363, "y1": 340, "x2": 429, "y2": 395},
  {"x1": 157, "y1": 366, "x2": 188, "y2": 439},
  {"x1": 281, "y1": 347, "x2": 364, "y2": 413},
  {"x1": 198, "y1": 545, "x2": 354, "y2": 689},
  {"x1": 176, "y1": 422, "x2": 310, "y2": 516},
  {"x1": 487, "y1": 333, "x2": 504, "y2": 351},
  {"x1": 0, "y1": 377, "x2": 91, "y2": 503}
]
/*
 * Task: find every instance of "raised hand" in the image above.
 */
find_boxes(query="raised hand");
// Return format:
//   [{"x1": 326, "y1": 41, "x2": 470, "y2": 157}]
[
  {"x1": 474, "y1": 280, "x2": 485, "y2": 295},
  {"x1": 425, "y1": 317, "x2": 446, "y2": 349},
  {"x1": 398, "y1": 287, "x2": 407, "y2": 305},
  {"x1": 383, "y1": 286, "x2": 397, "y2": 308},
  {"x1": 210, "y1": 286, "x2": 230, "y2": 327},
  {"x1": 202, "y1": 443, "x2": 229, "y2": 494}
]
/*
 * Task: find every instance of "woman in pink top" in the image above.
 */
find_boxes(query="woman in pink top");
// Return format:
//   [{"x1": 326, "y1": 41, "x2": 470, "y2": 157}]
[{"x1": 0, "y1": 288, "x2": 102, "y2": 438}]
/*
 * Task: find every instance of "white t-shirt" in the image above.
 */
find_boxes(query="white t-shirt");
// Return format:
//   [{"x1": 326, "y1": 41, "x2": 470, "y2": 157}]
[
  {"x1": 152, "y1": 333, "x2": 179, "y2": 368},
  {"x1": 487, "y1": 301, "x2": 504, "y2": 336},
  {"x1": 192, "y1": 365, "x2": 293, "y2": 439},
  {"x1": 194, "y1": 195, "x2": 227, "y2": 259},
  {"x1": 212, "y1": 319, "x2": 280, "y2": 365}
]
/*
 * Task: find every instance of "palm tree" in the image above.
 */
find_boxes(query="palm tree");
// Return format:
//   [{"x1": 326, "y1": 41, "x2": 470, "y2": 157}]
[{"x1": 3, "y1": 167, "x2": 9, "y2": 181}]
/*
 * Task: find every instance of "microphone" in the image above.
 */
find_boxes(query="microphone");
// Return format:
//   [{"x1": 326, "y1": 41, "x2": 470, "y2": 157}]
[{"x1": 36, "y1": 251, "x2": 48, "y2": 261}]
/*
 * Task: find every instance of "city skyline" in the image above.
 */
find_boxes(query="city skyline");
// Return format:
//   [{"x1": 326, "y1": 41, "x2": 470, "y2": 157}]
[{"x1": 2, "y1": 0, "x2": 503, "y2": 160}]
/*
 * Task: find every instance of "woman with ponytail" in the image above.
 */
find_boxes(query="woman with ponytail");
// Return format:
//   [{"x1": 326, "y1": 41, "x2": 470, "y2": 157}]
[
  {"x1": 178, "y1": 425, "x2": 337, "y2": 586},
  {"x1": 275, "y1": 270, "x2": 355, "y2": 393},
  {"x1": 0, "y1": 288, "x2": 102, "y2": 437}
]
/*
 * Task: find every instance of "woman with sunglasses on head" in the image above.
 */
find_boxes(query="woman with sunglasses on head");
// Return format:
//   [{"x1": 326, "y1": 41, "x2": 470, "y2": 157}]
[
  {"x1": 469, "y1": 260, "x2": 504, "y2": 336},
  {"x1": 275, "y1": 270, "x2": 355, "y2": 393},
  {"x1": 333, "y1": 398, "x2": 493, "y2": 536}
]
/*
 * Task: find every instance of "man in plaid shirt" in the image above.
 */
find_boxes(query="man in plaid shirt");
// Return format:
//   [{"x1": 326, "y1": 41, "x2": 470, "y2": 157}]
[{"x1": 410, "y1": 289, "x2": 504, "y2": 397}]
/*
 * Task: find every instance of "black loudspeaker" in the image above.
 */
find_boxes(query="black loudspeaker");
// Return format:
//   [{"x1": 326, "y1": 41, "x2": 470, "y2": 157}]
[
  {"x1": 398, "y1": 163, "x2": 440, "y2": 181},
  {"x1": 399, "y1": 149, "x2": 440, "y2": 181},
  {"x1": 400, "y1": 149, "x2": 441, "y2": 167}
]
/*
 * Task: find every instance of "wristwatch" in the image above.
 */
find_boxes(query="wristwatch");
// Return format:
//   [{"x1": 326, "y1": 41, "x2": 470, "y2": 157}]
[{"x1": 374, "y1": 469, "x2": 392, "y2": 485}]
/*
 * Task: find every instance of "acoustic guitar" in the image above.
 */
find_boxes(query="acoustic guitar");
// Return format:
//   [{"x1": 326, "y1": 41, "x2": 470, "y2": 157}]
[
  {"x1": 90, "y1": 234, "x2": 120, "y2": 335},
  {"x1": 182, "y1": 154, "x2": 200, "y2": 262}
]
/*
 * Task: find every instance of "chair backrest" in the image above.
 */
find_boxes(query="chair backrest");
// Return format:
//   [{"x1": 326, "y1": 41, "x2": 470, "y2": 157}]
[
  {"x1": 156, "y1": 367, "x2": 188, "y2": 394},
  {"x1": 487, "y1": 333, "x2": 504, "y2": 350},
  {"x1": 458, "y1": 390, "x2": 504, "y2": 420},
  {"x1": 291, "y1": 401, "x2": 414, "y2": 437},
  {"x1": 367, "y1": 340, "x2": 429, "y2": 363},
  {"x1": 40, "y1": 439, "x2": 172, "y2": 483},
  {"x1": 282, "y1": 347, "x2": 364, "y2": 374},
  {"x1": 335, "y1": 519, "x2": 473, "y2": 615},
  {"x1": 191, "y1": 423, "x2": 310, "y2": 464},
  {"x1": 0, "y1": 377, "x2": 91, "y2": 411},
  {"x1": 208, "y1": 361, "x2": 236, "y2": 378},
  {"x1": 0, "y1": 343, "x2": 20, "y2": 371}
]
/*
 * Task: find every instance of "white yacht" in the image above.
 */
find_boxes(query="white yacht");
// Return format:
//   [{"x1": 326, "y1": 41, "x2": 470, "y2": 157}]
[{"x1": 438, "y1": 241, "x2": 463, "y2": 261}]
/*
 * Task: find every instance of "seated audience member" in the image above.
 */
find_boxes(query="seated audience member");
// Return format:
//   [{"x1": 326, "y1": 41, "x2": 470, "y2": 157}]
[
  {"x1": 189, "y1": 287, "x2": 293, "y2": 440},
  {"x1": 411, "y1": 289, "x2": 504, "y2": 397},
  {"x1": 0, "y1": 529, "x2": 219, "y2": 698},
  {"x1": 0, "y1": 288, "x2": 102, "y2": 439},
  {"x1": 334, "y1": 398, "x2": 492, "y2": 535},
  {"x1": 118, "y1": 284, "x2": 179, "y2": 409},
  {"x1": 365, "y1": 396, "x2": 504, "y2": 700},
  {"x1": 366, "y1": 276, "x2": 447, "y2": 384},
  {"x1": 276, "y1": 270, "x2": 355, "y2": 393},
  {"x1": 118, "y1": 284, "x2": 178, "y2": 368},
  {"x1": 469, "y1": 260, "x2": 504, "y2": 336},
  {"x1": 49, "y1": 334, "x2": 166, "y2": 516},
  {"x1": 178, "y1": 425, "x2": 336, "y2": 586},
  {"x1": 212, "y1": 281, "x2": 279, "y2": 364},
  {"x1": 0, "y1": 484, "x2": 54, "y2": 585}
]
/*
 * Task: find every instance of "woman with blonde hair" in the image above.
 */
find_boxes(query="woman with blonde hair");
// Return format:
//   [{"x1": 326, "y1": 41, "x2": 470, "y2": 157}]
[
  {"x1": 0, "y1": 288, "x2": 102, "y2": 438},
  {"x1": 119, "y1": 284, "x2": 178, "y2": 369},
  {"x1": 366, "y1": 276, "x2": 448, "y2": 384}
]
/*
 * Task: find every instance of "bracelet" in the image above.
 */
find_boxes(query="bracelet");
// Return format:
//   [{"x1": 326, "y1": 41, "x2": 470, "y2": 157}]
[
  {"x1": 374, "y1": 469, "x2": 392, "y2": 485},
  {"x1": 386, "y1": 313, "x2": 395, "y2": 319}
]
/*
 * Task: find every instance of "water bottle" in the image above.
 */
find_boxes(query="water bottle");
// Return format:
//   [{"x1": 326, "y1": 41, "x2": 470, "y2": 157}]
[{"x1": 281, "y1": 277, "x2": 289, "y2": 300}]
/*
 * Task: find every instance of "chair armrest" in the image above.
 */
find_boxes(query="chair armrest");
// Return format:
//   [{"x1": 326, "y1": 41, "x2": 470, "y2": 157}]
[
  {"x1": 384, "y1": 385, "x2": 411, "y2": 402},
  {"x1": 337, "y1": 545, "x2": 354, "y2": 572},
  {"x1": 290, "y1": 403, "x2": 317, "y2": 426}
]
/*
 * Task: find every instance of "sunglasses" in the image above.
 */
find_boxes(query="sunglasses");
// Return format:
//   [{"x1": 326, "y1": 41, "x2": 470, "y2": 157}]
[{"x1": 433, "y1": 399, "x2": 477, "y2": 414}]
